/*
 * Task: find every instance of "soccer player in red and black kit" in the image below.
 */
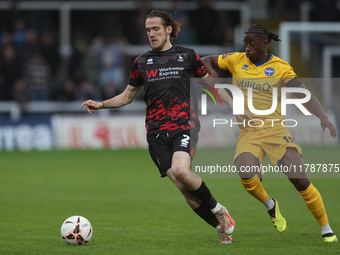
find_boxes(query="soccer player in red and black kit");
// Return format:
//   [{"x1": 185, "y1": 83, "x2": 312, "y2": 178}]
[{"x1": 81, "y1": 10, "x2": 235, "y2": 244}]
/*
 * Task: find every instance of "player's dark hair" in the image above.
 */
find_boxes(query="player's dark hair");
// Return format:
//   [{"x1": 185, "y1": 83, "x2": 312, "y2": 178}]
[
  {"x1": 146, "y1": 9, "x2": 181, "y2": 42},
  {"x1": 245, "y1": 24, "x2": 281, "y2": 43}
]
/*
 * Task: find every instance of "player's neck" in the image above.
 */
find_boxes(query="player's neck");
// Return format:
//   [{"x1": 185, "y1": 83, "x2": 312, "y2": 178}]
[
  {"x1": 254, "y1": 53, "x2": 271, "y2": 65},
  {"x1": 162, "y1": 43, "x2": 172, "y2": 51},
  {"x1": 155, "y1": 42, "x2": 173, "y2": 52}
]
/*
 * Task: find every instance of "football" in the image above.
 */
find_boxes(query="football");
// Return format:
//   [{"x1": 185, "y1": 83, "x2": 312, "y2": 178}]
[{"x1": 60, "y1": 216, "x2": 93, "y2": 245}]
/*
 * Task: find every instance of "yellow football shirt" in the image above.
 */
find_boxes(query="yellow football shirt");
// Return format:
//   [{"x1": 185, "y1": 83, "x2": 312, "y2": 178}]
[{"x1": 218, "y1": 52, "x2": 297, "y2": 129}]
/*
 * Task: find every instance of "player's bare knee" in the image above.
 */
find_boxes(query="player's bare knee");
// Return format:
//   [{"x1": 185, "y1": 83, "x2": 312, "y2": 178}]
[{"x1": 171, "y1": 165, "x2": 190, "y2": 183}]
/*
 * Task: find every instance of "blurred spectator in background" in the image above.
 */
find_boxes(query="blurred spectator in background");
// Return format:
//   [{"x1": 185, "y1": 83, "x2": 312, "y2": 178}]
[
  {"x1": 68, "y1": 39, "x2": 89, "y2": 84},
  {"x1": 0, "y1": 0, "x2": 21, "y2": 33},
  {"x1": 0, "y1": 32, "x2": 13, "y2": 48},
  {"x1": 23, "y1": 52, "x2": 51, "y2": 101},
  {"x1": 126, "y1": 0, "x2": 150, "y2": 44},
  {"x1": 85, "y1": 36, "x2": 102, "y2": 84},
  {"x1": 12, "y1": 79, "x2": 29, "y2": 111},
  {"x1": 12, "y1": 18, "x2": 27, "y2": 47},
  {"x1": 101, "y1": 80, "x2": 121, "y2": 99},
  {"x1": 41, "y1": 32, "x2": 60, "y2": 78},
  {"x1": 168, "y1": 0, "x2": 197, "y2": 45},
  {"x1": 0, "y1": 44, "x2": 21, "y2": 100},
  {"x1": 57, "y1": 79, "x2": 76, "y2": 102},
  {"x1": 0, "y1": 32, "x2": 15, "y2": 100},
  {"x1": 75, "y1": 79, "x2": 101, "y2": 101},
  {"x1": 68, "y1": 38, "x2": 102, "y2": 88},
  {"x1": 192, "y1": 0, "x2": 221, "y2": 45},
  {"x1": 17, "y1": 29, "x2": 39, "y2": 65},
  {"x1": 98, "y1": 36, "x2": 125, "y2": 91},
  {"x1": 41, "y1": 32, "x2": 61, "y2": 98}
]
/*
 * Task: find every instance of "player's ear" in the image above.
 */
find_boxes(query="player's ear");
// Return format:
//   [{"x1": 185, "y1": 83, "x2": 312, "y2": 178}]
[
  {"x1": 263, "y1": 40, "x2": 268, "y2": 48},
  {"x1": 166, "y1": 25, "x2": 172, "y2": 35}
]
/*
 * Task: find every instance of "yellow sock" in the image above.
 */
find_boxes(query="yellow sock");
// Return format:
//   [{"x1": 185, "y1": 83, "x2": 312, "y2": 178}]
[
  {"x1": 240, "y1": 177, "x2": 269, "y2": 203},
  {"x1": 299, "y1": 183, "x2": 329, "y2": 227}
]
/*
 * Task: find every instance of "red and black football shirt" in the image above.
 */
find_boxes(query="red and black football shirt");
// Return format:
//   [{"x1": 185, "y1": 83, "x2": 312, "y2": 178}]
[{"x1": 128, "y1": 45, "x2": 207, "y2": 134}]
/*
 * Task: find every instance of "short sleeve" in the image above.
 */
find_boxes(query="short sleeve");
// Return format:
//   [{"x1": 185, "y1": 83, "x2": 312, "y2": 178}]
[
  {"x1": 128, "y1": 57, "x2": 143, "y2": 87},
  {"x1": 191, "y1": 52, "x2": 207, "y2": 78},
  {"x1": 218, "y1": 53, "x2": 234, "y2": 71},
  {"x1": 282, "y1": 63, "x2": 299, "y2": 86}
]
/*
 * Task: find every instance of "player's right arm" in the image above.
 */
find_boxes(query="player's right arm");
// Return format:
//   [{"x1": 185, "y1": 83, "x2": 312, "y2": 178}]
[
  {"x1": 81, "y1": 85, "x2": 141, "y2": 114},
  {"x1": 201, "y1": 55, "x2": 220, "y2": 78},
  {"x1": 82, "y1": 55, "x2": 143, "y2": 114}
]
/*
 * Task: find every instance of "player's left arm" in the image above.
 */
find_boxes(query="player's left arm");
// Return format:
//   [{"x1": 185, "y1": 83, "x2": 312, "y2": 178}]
[{"x1": 293, "y1": 83, "x2": 337, "y2": 138}]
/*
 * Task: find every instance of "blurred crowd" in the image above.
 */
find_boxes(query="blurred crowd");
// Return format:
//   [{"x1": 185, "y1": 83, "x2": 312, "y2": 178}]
[
  {"x1": 0, "y1": 0, "x2": 339, "y2": 109},
  {"x1": 0, "y1": 8, "x2": 128, "y2": 107},
  {"x1": 0, "y1": 0, "x2": 241, "y2": 108}
]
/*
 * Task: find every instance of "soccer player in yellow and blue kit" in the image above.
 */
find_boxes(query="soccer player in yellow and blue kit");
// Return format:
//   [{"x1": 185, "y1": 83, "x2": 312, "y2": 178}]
[{"x1": 202, "y1": 24, "x2": 337, "y2": 243}]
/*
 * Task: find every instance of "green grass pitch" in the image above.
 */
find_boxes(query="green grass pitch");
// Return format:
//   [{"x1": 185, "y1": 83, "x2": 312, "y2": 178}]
[{"x1": 1, "y1": 146, "x2": 339, "y2": 255}]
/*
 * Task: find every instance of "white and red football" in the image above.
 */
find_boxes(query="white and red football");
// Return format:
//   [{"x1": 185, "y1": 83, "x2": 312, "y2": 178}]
[{"x1": 61, "y1": 216, "x2": 93, "y2": 245}]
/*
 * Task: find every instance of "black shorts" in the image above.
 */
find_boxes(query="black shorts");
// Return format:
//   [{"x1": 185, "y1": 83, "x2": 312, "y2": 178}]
[{"x1": 147, "y1": 130, "x2": 198, "y2": 177}]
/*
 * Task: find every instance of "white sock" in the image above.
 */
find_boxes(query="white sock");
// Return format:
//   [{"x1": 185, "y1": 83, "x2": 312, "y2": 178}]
[
  {"x1": 264, "y1": 197, "x2": 275, "y2": 210},
  {"x1": 321, "y1": 224, "x2": 333, "y2": 235},
  {"x1": 211, "y1": 202, "x2": 224, "y2": 214}
]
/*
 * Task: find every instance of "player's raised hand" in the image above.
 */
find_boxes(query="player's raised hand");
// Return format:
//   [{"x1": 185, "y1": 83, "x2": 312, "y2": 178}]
[
  {"x1": 81, "y1": 100, "x2": 103, "y2": 114},
  {"x1": 320, "y1": 117, "x2": 337, "y2": 139}
]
